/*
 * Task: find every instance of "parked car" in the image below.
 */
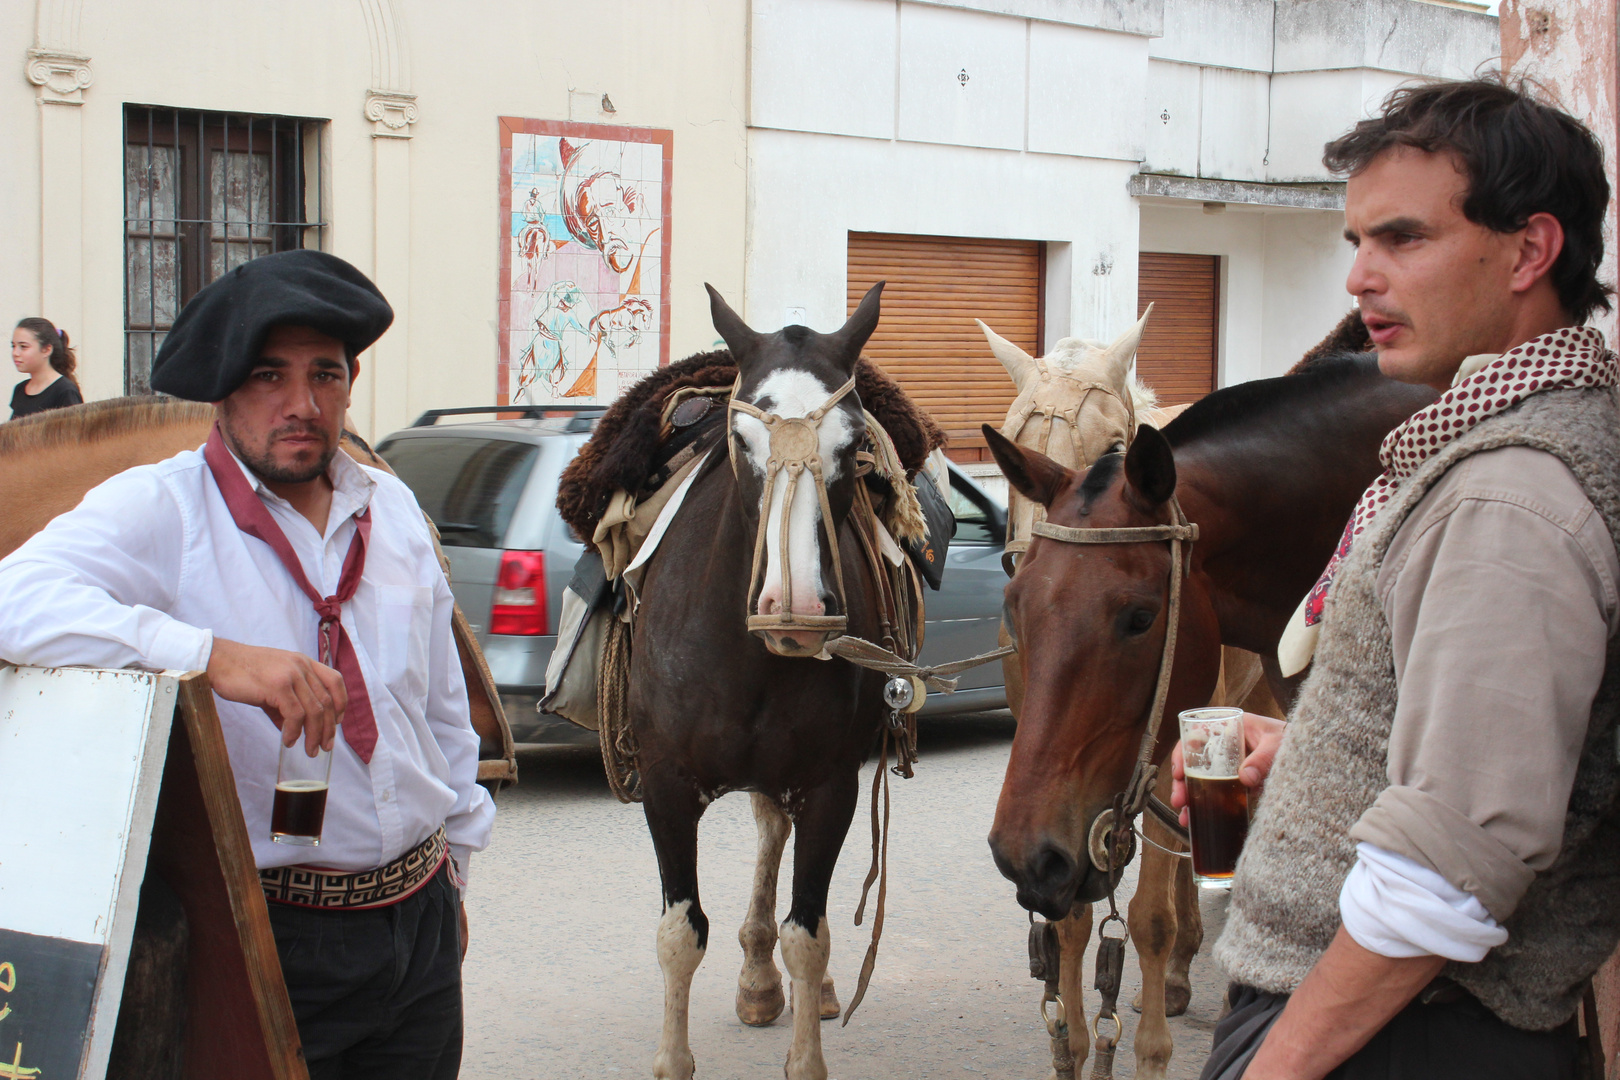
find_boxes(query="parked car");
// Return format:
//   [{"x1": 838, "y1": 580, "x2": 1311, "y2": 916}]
[{"x1": 377, "y1": 408, "x2": 1010, "y2": 744}]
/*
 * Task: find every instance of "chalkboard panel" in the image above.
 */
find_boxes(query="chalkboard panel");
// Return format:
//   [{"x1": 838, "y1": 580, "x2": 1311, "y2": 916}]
[{"x1": 0, "y1": 926, "x2": 105, "y2": 1078}]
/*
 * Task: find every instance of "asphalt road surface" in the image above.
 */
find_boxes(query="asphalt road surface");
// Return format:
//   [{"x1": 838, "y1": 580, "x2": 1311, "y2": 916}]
[{"x1": 462, "y1": 713, "x2": 1232, "y2": 1079}]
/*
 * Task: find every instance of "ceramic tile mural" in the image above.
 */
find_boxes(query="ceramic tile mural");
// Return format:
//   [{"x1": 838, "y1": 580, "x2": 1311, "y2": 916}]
[{"x1": 498, "y1": 118, "x2": 673, "y2": 405}]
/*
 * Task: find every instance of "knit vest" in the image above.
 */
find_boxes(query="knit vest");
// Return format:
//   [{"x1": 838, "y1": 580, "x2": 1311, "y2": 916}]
[{"x1": 1216, "y1": 387, "x2": 1620, "y2": 1031}]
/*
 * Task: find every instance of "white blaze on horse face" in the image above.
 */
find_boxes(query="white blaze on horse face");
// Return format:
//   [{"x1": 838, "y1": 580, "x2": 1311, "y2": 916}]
[{"x1": 733, "y1": 369, "x2": 857, "y2": 621}]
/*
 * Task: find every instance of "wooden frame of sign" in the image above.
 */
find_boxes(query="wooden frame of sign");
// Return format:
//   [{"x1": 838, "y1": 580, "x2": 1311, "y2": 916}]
[
  {"x1": 145, "y1": 672, "x2": 306, "y2": 1079},
  {"x1": 0, "y1": 668, "x2": 304, "y2": 1079}
]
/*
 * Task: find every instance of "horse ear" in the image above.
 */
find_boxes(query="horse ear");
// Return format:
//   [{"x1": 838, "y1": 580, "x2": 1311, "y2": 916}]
[
  {"x1": 706, "y1": 283, "x2": 758, "y2": 360},
  {"x1": 1102, "y1": 303, "x2": 1152, "y2": 385},
  {"x1": 977, "y1": 319, "x2": 1037, "y2": 388},
  {"x1": 983, "y1": 424, "x2": 1072, "y2": 508},
  {"x1": 831, "y1": 281, "x2": 884, "y2": 361},
  {"x1": 1123, "y1": 422, "x2": 1176, "y2": 508}
]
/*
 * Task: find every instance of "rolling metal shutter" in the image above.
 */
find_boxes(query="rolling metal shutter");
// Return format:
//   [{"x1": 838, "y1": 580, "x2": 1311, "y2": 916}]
[
  {"x1": 848, "y1": 232, "x2": 1043, "y2": 462},
  {"x1": 1136, "y1": 252, "x2": 1220, "y2": 405}
]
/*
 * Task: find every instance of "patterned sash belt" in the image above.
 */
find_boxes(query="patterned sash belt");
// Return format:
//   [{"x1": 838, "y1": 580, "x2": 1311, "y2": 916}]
[{"x1": 260, "y1": 827, "x2": 448, "y2": 910}]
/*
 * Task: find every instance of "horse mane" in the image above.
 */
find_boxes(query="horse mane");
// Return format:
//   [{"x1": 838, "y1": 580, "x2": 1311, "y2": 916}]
[
  {"x1": 557, "y1": 351, "x2": 946, "y2": 541},
  {"x1": 0, "y1": 396, "x2": 213, "y2": 456},
  {"x1": 1128, "y1": 377, "x2": 1158, "y2": 417},
  {"x1": 1162, "y1": 352, "x2": 1383, "y2": 450},
  {"x1": 1290, "y1": 309, "x2": 1371, "y2": 373}
]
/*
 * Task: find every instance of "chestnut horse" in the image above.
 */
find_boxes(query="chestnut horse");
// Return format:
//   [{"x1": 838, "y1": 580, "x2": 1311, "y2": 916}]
[
  {"x1": 986, "y1": 352, "x2": 1435, "y2": 1077},
  {"x1": 0, "y1": 397, "x2": 517, "y2": 784},
  {"x1": 628, "y1": 285, "x2": 902, "y2": 1080},
  {"x1": 979, "y1": 313, "x2": 1279, "y2": 1077}
]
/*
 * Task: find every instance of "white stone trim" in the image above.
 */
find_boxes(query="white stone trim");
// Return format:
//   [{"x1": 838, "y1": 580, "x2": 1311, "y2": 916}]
[{"x1": 26, "y1": 48, "x2": 91, "y2": 105}]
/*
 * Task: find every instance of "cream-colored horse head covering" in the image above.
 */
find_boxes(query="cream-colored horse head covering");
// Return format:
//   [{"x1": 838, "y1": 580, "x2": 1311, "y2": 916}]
[{"x1": 981, "y1": 305, "x2": 1158, "y2": 564}]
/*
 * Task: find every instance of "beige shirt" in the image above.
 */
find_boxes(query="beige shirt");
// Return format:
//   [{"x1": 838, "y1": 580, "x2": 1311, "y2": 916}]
[{"x1": 1348, "y1": 444, "x2": 1620, "y2": 920}]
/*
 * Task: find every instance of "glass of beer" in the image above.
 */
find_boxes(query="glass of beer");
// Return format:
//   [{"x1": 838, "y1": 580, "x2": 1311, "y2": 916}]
[
  {"x1": 1178, "y1": 707, "x2": 1249, "y2": 890},
  {"x1": 272, "y1": 741, "x2": 331, "y2": 846}
]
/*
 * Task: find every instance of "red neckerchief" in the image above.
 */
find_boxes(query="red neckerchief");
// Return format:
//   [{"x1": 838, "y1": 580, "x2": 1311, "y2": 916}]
[
  {"x1": 203, "y1": 423, "x2": 378, "y2": 763},
  {"x1": 1303, "y1": 325, "x2": 1619, "y2": 627}
]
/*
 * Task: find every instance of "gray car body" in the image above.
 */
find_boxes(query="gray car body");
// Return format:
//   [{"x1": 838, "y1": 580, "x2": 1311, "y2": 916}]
[{"x1": 377, "y1": 417, "x2": 1009, "y2": 744}]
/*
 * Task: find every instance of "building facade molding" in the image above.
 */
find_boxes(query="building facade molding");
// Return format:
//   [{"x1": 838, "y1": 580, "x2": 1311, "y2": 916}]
[
  {"x1": 364, "y1": 89, "x2": 419, "y2": 137},
  {"x1": 26, "y1": 48, "x2": 92, "y2": 105},
  {"x1": 358, "y1": 0, "x2": 411, "y2": 92},
  {"x1": 1129, "y1": 172, "x2": 1346, "y2": 210}
]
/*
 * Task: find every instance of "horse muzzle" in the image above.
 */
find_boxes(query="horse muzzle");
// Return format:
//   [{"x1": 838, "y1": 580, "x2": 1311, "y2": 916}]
[
  {"x1": 748, "y1": 613, "x2": 847, "y2": 657},
  {"x1": 989, "y1": 834, "x2": 1111, "y2": 919}
]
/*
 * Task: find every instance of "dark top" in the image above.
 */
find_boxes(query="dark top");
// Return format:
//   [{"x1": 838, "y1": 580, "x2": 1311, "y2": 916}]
[{"x1": 9, "y1": 377, "x2": 83, "y2": 420}]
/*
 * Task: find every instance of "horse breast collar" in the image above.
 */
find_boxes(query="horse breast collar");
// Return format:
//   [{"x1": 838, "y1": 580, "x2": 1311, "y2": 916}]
[{"x1": 728, "y1": 373, "x2": 860, "y2": 638}]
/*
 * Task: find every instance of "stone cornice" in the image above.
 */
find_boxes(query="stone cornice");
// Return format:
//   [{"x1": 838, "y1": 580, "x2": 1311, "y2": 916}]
[
  {"x1": 26, "y1": 48, "x2": 91, "y2": 105},
  {"x1": 364, "y1": 89, "x2": 418, "y2": 138}
]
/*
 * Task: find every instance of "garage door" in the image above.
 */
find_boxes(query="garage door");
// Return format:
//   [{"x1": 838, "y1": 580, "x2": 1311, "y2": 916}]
[
  {"x1": 848, "y1": 232, "x2": 1042, "y2": 462},
  {"x1": 1136, "y1": 252, "x2": 1219, "y2": 406}
]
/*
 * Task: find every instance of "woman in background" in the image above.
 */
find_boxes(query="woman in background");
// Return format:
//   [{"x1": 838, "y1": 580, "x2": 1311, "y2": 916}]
[{"x1": 10, "y1": 317, "x2": 83, "y2": 419}]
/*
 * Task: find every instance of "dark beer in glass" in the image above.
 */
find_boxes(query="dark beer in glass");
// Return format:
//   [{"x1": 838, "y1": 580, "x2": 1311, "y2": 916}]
[
  {"x1": 273, "y1": 742, "x2": 332, "y2": 846},
  {"x1": 272, "y1": 780, "x2": 330, "y2": 843},
  {"x1": 1178, "y1": 707, "x2": 1249, "y2": 890}
]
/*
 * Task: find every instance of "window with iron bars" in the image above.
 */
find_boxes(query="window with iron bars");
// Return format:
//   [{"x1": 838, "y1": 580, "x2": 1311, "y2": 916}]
[{"x1": 123, "y1": 105, "x2": 328, "y2": 395}]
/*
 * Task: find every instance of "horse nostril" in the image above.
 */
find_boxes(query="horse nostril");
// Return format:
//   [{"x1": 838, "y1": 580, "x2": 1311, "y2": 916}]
[{"x1": 1030, "y1": 842, "x2": 1076, "y2": 892}]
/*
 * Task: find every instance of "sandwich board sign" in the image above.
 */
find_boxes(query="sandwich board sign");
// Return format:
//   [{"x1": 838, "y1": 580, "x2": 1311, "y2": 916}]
[{"x1": 0, "y1": 666, "x2": 305, "y2": 1079}]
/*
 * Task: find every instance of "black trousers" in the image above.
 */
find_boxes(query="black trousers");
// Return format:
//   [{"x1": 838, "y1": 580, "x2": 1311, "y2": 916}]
[
  {"x1": 267, "y1": 861, "x2": 463, "y2": 1080},
  {"x1": 1201, "y1": 983, "x2": 1581, "y2": 1080}
]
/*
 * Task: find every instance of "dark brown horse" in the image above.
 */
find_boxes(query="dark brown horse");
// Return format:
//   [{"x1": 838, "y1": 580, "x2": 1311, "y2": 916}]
[
  {"x1": 984, "y1": 353, "x2": 1435, "y2": 1076},
  {"x1": 630, "y1": 286, "x2": 895, "y2": 1080}
]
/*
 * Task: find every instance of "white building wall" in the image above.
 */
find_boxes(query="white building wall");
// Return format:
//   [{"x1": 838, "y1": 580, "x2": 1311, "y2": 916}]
[
  {"x1": 7, "y1": 0, "x2": 750, "y2": 438},
  {"x1": 1139, "y1": 202, "x2": 1353, "y2": 383},
  {"x1": 748, "y1": 1, "x2": 1151, "y2": 344}
]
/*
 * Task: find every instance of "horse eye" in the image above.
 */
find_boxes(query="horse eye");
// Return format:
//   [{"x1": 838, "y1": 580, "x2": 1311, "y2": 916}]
[
  {"x1": 1109, "y1": 441, "x2": 1126, "y2": 455},
  {"x1": 1120, "y1": 606, "x2": 1157, "y2": 637}
]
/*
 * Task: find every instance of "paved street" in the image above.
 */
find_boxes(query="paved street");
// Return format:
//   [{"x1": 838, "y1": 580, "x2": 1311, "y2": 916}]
[{"x1": 463, "y1": 713, "x2": 1231, "y2": 1079}]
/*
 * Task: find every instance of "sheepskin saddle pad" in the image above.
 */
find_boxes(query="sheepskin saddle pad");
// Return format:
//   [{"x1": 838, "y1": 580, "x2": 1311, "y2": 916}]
[{"x1": 557, "y1": 349, "x2": 946, "y2": 543}]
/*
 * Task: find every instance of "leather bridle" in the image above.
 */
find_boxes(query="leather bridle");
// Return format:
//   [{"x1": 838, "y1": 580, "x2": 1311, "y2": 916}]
[
  {"x1": 1026, "y1": 496, "x2": 1198, "y2": 873},
  {"x1": 1000, "y1": 376, "x2": 1136, "y2": 577},
  {"x1": 728, "y1": 373, "x2": 860, "y2": 639}
]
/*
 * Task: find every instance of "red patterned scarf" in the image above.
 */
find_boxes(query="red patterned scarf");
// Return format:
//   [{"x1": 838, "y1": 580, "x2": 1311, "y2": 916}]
[
  {"x1": 204, "y1": 424, "x2": 379, "y2": 762},
  {"x1": 1302, "y1": 326, "x2": 1618, "y2": 630}
]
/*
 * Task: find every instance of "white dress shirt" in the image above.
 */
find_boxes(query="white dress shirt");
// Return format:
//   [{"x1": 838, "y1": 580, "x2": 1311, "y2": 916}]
[
  {"x1": 1340, "y1": 842, "x2": 1508, "y2": 962},
  {"x1": 0, "y1": 443, "x2": 495, "y2": 883}
]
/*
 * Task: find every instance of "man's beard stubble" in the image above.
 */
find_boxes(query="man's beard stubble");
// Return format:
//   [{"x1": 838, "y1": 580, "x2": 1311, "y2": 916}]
[{"x1": 220, "y1": 417, "x2": 338, "y2": 485}]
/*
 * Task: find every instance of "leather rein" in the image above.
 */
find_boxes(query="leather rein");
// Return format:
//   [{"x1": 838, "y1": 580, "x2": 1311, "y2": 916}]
[{"x1": 1028, "y1": 497, "x2": 1197, "y2": 866}]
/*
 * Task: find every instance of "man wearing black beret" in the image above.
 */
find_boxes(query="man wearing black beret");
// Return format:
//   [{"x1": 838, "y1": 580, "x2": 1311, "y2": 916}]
[{"x1": 0, "y1": 249, "x2": 494, "y2": 1077}]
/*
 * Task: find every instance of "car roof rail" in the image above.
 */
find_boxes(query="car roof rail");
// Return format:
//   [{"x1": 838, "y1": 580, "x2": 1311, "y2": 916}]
[{"x1": 410, "y1": 405, "x2": 608, "y2": 432}]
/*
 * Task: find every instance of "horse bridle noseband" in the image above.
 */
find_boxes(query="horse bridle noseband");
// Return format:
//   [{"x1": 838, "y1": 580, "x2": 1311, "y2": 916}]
[
  {"x1": 1028, "y1": 497, "x2": 1198, "y2": 870},
  {"x1": 728, "y1": 374, "x2": 860, "y2": 639}
]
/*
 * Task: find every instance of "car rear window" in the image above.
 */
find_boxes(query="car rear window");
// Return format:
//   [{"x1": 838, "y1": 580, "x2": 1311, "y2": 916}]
[{"x1": 378, "y1": 436, "x2": 539, "y2": 549}]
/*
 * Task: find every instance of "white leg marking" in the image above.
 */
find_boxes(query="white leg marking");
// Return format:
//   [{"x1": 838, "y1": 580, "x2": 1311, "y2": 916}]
[
  {"x1": 737, "y1": 794, "x2": 791, "y2": 1026},
  {"x1": 654, "y1": 900, "x2": 705, "y2": 1080},
  {"x1": 779, "y1": 917, "x2": 832, "y2": 1080}
]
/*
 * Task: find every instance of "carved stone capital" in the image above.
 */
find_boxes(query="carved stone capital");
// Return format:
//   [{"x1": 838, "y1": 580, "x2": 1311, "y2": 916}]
[
  {"x1": 26, "y1": 49, "x2": 92, "y2": 105},
  {"x1": 364, "y1": 89, "x2": 418, "y2": 138}
]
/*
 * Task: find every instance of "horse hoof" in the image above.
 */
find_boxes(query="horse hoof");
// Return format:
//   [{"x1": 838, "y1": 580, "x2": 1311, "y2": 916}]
[
  {"x1": 820, "y1": 976, "x2": 842, "y2": 1019},
  {"x1": 653, "y1": 1048, "x2": 695, "y2": 1080},
  {"x1": 736, "y1": 983, "x2": 785, "y2": 1026},
  {"x1": 1164, "y1": 980, "x2": 1192, "y2": 1017}
]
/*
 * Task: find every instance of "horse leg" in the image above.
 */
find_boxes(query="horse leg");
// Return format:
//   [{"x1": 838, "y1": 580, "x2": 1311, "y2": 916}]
[
  {"x1": 1127, "y1": 811, "x2": 1181, "y2": 1080},
  {"x1": 643, "y1": 771, "x2": 709, "y2": 1080},
  {"x1": 780, "y1": 771, "x2": 860, "y2": 1080},
  {"x1": 1055, "y1": 902, "x2": 1093, "y2": 1074},
  {"x1": 737, "y1": 792, "x2": 790, "y2": 1026},
  {"x1": 1166, "y1": 841, "x2": 1202, "y2": 1017}
]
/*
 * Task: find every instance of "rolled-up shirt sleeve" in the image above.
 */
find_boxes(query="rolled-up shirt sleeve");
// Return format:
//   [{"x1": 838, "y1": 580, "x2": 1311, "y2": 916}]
[
  {"x1": 1350, "y1": 447, "x2": 1618, "y2": 926},
  {"x1": 0, "y1": 469, "x2": 213, "y2": 672}
]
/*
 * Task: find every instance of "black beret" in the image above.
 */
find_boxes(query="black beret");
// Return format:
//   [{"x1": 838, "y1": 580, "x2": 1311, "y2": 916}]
[{"x1": 150, "y1": 249, "x2": 394, "y2": 402}]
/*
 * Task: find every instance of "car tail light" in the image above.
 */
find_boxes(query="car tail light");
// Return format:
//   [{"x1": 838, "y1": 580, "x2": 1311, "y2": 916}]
[{"x1": 491, "y1": 550, "x2": 547, "y2": 635}]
